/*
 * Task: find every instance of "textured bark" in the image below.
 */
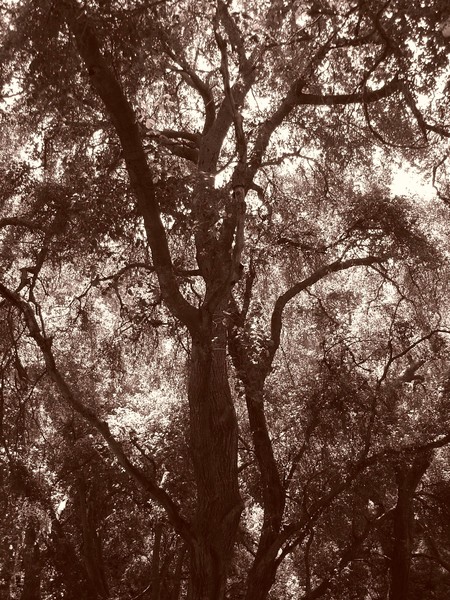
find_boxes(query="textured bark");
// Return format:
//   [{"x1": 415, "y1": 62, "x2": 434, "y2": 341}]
[
  {"x1": 389, "y1": 452, "x2": 432, "y2": 600},
  {"x1": 187, "y1": 314, "x2": 242, "y2": 600}
]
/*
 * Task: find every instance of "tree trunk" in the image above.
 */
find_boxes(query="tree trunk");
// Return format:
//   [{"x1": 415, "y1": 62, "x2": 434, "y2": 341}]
[
  {"x1": 170, "y1": 545, "x2": 187, "y2": 600},
  {"x1": 150, "y1": 522, "x2": 163, "y2": 600},
  {"x1": 187, "y1": 315, "x2": 242, "y2": 600},
  {"x1": 20, "y1": 521, "x2": 41, "y2": 600},
  {"x1": 389, "y1": 452, "x2": 432, "y2": 600},
  {"x1": 48, "y1": 514, "x2": 95, "y2": 599},
  {"x1": 78, "y1": 478, "x2": 109, "y2": 599},
  {"x1": 228, "y1": 320, "x2": 286, "y2": 600}
]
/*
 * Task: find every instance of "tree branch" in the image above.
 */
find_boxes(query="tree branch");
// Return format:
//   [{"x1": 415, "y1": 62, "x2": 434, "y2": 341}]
[
  {"x1": 62, "y1": 0, "x2": 199, "y2": 334},
  {"x1": 421, "y1": 537, "x2": 450, "y2": 572},
  {"x1": 248, "y1": 77, "x2": 399, "y2": 186},
  {"x1": 158, "y1": 44, "x2": 215, "y2": 136},
  {"x1": 198, "y1": 2, "x2": 257, "y2": 173},
  {"x1": 158, "y1": 129, "x2": 201, "y2": 145},
  {"x1": 0, "y1": 281, "x2": 193, "y2": 542},
  {"x1": 270, "y1": 255, "x2": 389, "y2": 350},
  {"x1": 378, "y1": 328, "x2": 450, "y2": 386},
  {"x1": 0, "y1": 218, "x2": 44, "y2": 231},
  {"x1": 147, "y1": 133, "x2": 199, "y2": 163},
  {"x1": 217, "y1": 0, "x2": 252, "y2": 73},
  {"x1": 295, "y1": 78, "x2": 399, "y2": 107}
]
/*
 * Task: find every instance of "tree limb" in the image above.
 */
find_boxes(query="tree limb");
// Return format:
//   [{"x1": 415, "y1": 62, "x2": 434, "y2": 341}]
[
  {"x1": 248, "y1": 77, "x2": 399, "y2": 186},
  {"x1": 198, "y1": 2, "x2": 258, "y2": 173},
  {"x1": 147, "y1": 133, "x2": 199, "y2": 163},
  {"x1": 157, "y1": 41, "x2": 215, "y2": 136},
  {"x1": 295, "y1": 78, "x2": 399, "y2": 107},
  {"x1": 378, "y1": 328, "x2": 450, "y2": 385},
  {"x1": 420, "y1": 537, "x2": 450, "y2": 573},
  {"x1": 270, "y1": 255, "x2": 389, "y2": 350},
  {"x1": 0, "y1": 281, "x2": 193, "y2": 542},
  {"x1": 0, "y1": 218, "x2": 44, "y2": 231},
  {"x1": 62, "y1": 0, "x2": 199, "y2": 334}
]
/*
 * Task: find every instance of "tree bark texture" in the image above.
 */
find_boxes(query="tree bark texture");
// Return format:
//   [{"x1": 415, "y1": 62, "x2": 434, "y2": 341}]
[
  {"x1": 187, "y1": 314, "x2": 242, "y2": 600},
  {"x1": 389, "y1": 452, "x2": 432, "y2": 600}
]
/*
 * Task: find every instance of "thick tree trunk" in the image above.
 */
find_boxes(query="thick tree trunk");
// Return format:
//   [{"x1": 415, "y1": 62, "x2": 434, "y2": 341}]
[
  {"x1": 245, "y1": 559, "x2": 279, "y2": 600},
  {"x1": 187, "y1": 316, "x2": 242, "y2": 600},
  {"x1": 389, "y1": 452, "x2": 432, "y2": 600}
]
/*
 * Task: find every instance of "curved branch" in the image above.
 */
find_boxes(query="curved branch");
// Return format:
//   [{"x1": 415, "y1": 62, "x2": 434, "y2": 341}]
[
  {"x1": 295, "y1": 78, "x2": 399, "y2": 106},
  {"x1": 248, "y1": 77, "x2": 399, "y2": 186},
  {"x1": 270, "y1": 255, "x2": 389, "y2": 349},
  {"x1": 0, "y1": 282, "x2": 193, "y2": 542}
]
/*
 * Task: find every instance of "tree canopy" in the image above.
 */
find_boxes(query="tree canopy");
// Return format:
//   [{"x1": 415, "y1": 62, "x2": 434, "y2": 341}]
[{"x1": 1, "y1": 1, "x2": 450, "y2": 598}]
